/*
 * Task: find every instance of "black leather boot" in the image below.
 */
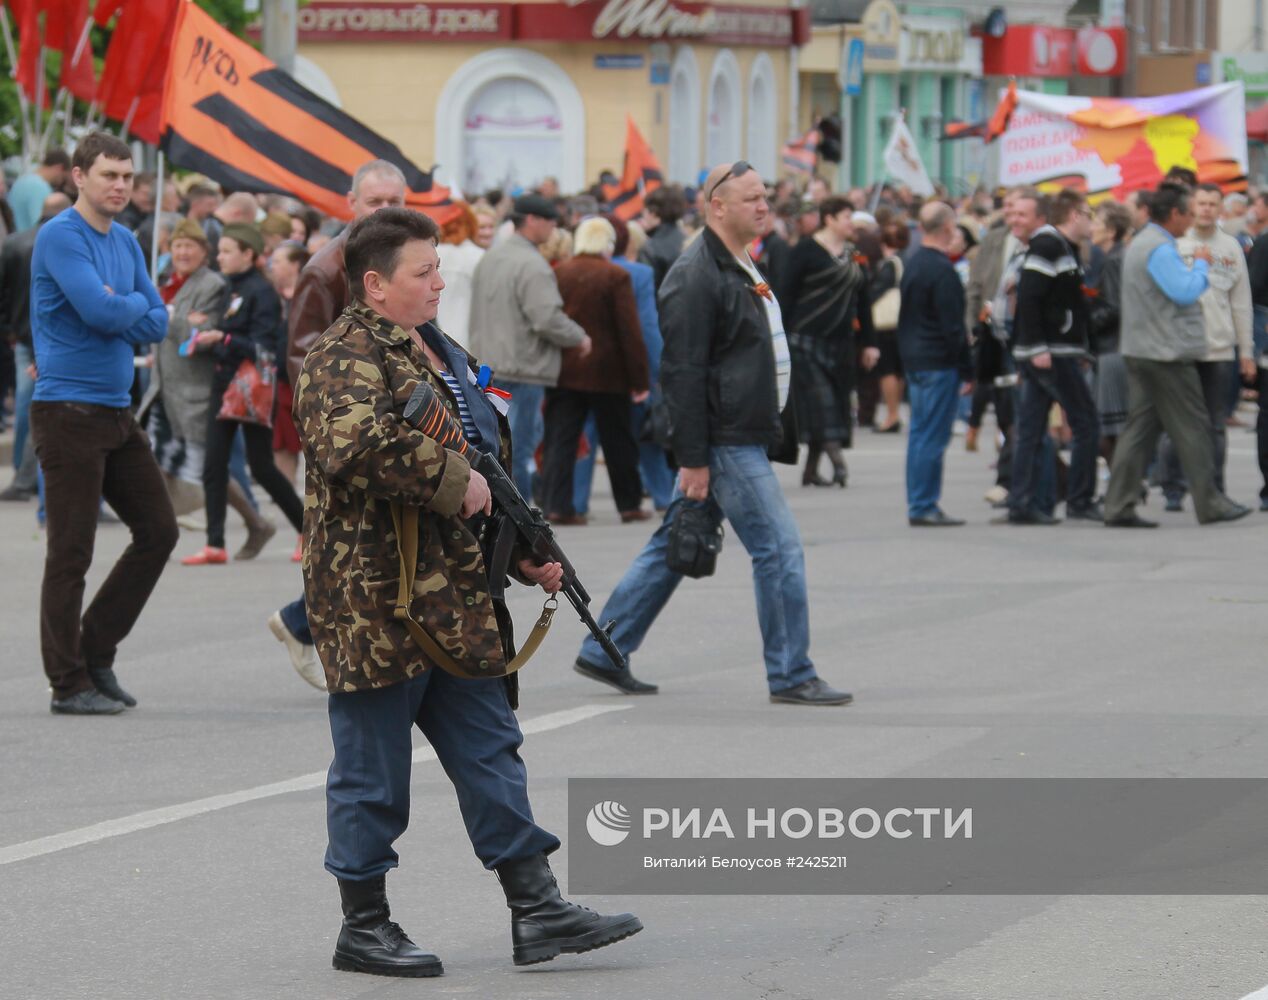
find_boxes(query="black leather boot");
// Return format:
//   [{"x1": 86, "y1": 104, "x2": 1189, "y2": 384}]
[
  {"x1": 332, "y1": 876, "x2": 443, "y2": 977},
  {"x1": 494, "y1": 854, "x2": 643, "y2": 966}
]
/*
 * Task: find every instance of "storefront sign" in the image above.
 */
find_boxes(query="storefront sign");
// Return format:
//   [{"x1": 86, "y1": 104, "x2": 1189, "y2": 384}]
[
  {"x1": 899, "y1": 16, "x2": 975, "y2": 74},
  {"x1": 1212, "y1": 52, "x2": 1268, "y2": 99},
  {"x1": 595, "y1": 54, "x2": 645, "y2": 68},
  {"x1": 520, "y1": 0, "x2": 810, "y2": 47},
  {"x1": 983, "y1": 24, "x2": 1125, "y2": 78},
  {"x1": 1075, "y1": 26, "x2": 1127, "y2": 77},
  {"x1": 292, "y1": 2, "x2": 511, "y2": 40},
  {"x1": 281, "y1": 0, "x2": 807, "y2": 45},
  {"x1": 982, "y1": 25, "x2": 1075, "y2": 77},
  {"x1": 861, "y1": 0, "x2": 900, "y2": 73}
]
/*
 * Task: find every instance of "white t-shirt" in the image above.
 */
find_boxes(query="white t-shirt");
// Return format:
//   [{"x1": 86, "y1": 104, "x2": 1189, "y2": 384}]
[{"x1": 735, "y1": 253, "x2": 791, "y2": 410}]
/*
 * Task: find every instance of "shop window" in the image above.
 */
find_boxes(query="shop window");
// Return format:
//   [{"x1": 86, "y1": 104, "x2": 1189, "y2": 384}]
[
  {"x1": 434, "y1": 49, "x2": 586, "y2": 197},
  {"x1": 746, "y1": 53, "x2": 777, "y2": 182},
  {"x1": 706, "y1": 49, "x2": 742, "y2": 169},
  {"x1": 668, "y1": 46, "x2": 701, "y2": 185}
]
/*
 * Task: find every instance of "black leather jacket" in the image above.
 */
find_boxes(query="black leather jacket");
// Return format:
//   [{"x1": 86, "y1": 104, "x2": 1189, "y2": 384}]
[
  {"x1": 659, "y1": 226, "x2": 782, "y2": 468},
  {"x1": 638, "y1": 221, "x2": 685, "y2": 291}
]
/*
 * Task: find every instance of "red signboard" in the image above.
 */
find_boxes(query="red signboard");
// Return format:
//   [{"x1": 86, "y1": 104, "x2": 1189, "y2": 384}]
[
  {"x1": 282, "y1": 0, "x2": 808, "y2": 47},
  {"x1": 982, "y1": 26, "x2": 1074, "y2": 78},
  {"x1": 293, "y1": 2, "x2": 512, "y2": 41},
  {"x1": 982, "y1": 24, "x2": 1126, "y2": 78},
  {"x1": 518, "y1": 0, "x2": 808, "y2": 47}
]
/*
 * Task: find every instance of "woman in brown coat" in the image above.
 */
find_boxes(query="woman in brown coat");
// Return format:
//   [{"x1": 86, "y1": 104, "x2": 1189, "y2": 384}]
[{"x1": 541, "y1": 217, "x2": 650, "y2": 524}]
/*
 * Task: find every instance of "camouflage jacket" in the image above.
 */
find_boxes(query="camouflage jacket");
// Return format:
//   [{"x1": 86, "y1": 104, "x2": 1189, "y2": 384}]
[{"x1": 294, "y1": 303, "x2": 515, "y2": 693}]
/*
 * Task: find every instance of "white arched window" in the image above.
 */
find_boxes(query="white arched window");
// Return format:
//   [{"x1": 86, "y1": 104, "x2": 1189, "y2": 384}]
[
  {"x1": 706, "y1": 49, "x2": 742, "y2": 169},
  {"x1": 746, "y1": 53, "x2": 777, "y2": 182},
  {"x1": 434, "y1": 50, "x2": 585, "y2": 196},
  {"x1": 667, "y1": 46, "x2": 701, "y2": 185}
]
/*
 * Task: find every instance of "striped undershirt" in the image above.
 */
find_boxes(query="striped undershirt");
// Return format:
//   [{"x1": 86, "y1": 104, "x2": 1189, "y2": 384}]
[{"x1": 438, "y1": 369, "x2": 483, "y2": 445}]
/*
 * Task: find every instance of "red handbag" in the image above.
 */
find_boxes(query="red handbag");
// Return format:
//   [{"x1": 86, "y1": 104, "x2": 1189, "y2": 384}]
[{"x1": 218, "y1": 350, "x2": 277, "y2": 428}]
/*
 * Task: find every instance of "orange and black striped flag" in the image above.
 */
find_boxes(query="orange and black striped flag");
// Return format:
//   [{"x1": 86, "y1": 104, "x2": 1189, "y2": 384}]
[
  {"x1": 160, "y1": 1, "x2": 455, "y2": 223},
  {"x1": 601, "y1": 116, "x2": 663, "y2": 222}
]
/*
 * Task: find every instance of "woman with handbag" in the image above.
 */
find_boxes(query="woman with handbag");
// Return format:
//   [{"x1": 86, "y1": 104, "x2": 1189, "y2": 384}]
[
  {"x1": 783, "y1": 196, "x2": 877, "y2": 487},
  {"x1": 182, "y1": 223, "x2": 305, "y2": 566},
  {"x1": 870, "y1": 222, "x2": 908, "y2": 433}
]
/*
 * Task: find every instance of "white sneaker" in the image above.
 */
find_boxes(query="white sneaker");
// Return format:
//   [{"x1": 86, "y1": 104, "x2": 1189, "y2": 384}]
[
  {"x1": 983, "y1": 485, "x2": 1009, "y2": 505},
  {"x1": 267, "y1": 611, "x2": 327, "y2": 691}
]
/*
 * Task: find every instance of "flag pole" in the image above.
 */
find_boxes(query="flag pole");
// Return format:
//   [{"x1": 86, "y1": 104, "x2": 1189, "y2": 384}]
[
  {"x1": 150, "y1": 150, "x2": 164, "y2": 279},
  {"x1": 118, "y1": 95, "x2": 139, "y2": 140},
  {"x1": 0, "y1": 7, "x2": 35, "y2": 165},
  {"x1": 34, "y1": 47, "x2": 47, "y2": 161}
]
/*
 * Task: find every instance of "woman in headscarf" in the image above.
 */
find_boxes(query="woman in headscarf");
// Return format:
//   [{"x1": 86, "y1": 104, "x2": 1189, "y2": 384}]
[{"x1": 435, "y1": 203, "x2": 485, "y2": 350}]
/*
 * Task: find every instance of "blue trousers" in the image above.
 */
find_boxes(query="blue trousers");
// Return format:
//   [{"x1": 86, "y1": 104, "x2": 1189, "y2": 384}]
[
  {"x1": 501, "y1": 381, "x2": 546, "y2": 501},
  {"x1": 280, "y1": 594, "x2": 312, "y2": 645},
  {"x1": 905, "y1": 368, "x2": 961, "y2": 519},
  {"x1": 577, "y1": 444, "x2": 817, "y2": 693},
  {"x1": 325, "y1": 669, "x2": 560, "y2": 881}
]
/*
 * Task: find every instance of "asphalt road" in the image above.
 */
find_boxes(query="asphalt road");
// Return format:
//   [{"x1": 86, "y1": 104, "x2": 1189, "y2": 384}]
[{"x1": 2, "y1": 422, "x2": 1267, "y2": 1000}]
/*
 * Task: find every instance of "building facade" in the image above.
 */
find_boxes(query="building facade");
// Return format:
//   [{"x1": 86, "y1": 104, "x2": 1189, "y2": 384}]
[{"x1": 294, "y1": 0, "x2": 809, "y2": 196}]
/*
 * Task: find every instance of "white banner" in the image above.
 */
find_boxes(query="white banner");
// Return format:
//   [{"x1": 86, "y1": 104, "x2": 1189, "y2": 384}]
[{"x1": 883, "y1": 117, "x2": 934, "y2": 196}]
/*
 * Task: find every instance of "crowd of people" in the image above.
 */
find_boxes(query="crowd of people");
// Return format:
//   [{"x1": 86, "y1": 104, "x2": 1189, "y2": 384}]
[{"x1": 7, "y1": 127, "x2": 1267, "y2": 978}]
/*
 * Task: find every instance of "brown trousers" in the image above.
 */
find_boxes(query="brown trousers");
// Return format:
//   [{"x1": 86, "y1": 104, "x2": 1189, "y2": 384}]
[{"x1": 29, "y1": 401, "x2": 178, "y2": 697}]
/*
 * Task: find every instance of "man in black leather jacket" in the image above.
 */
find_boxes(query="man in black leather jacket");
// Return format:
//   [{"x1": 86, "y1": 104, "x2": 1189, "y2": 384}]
[{"x1": 573, "y1": 163, "x2": 853, "y2": 707}]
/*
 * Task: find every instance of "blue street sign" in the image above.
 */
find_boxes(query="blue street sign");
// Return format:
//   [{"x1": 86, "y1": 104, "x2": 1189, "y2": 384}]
[
  {"x1": 595, "y1": 54, "x2": 645, "y2": 70},
  {"x1": 844, "y1": 38, "x2": 865, "y2": 96}
]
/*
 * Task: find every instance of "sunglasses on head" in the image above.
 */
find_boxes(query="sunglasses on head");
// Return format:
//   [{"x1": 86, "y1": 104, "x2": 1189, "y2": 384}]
[{"x1": 707, "y1": 161, "x2": 753, "y2": 201}]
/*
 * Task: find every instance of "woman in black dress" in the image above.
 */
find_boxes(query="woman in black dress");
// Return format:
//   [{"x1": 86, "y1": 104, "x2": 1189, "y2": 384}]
[{"x1": 783, "y1": 196, "x2": 877, "y2": 487}]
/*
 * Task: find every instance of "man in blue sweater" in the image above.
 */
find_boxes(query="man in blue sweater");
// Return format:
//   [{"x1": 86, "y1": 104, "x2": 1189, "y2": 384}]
[{"x1": 28, "y1": 131, "x2": 177, "y2": 715}]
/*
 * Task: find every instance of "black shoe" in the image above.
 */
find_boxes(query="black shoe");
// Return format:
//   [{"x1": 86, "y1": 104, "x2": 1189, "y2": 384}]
[
  {"x1": 333, "y1": 876, "x2": 443, "y2": 978},
  {"x1": 1204, "y1": 503, "x2": 1251, "y2": 525},
  {"x1": 831, "y1": 463, "x2": 848, "y2": 488},
  {"x1": 495, "y1": 854, "x2": 642, "y2": 966},
  {"x1": 0, "y1": 485, "x2": 33, "y2": 502},
  {"x1": 769, "y1": 677, "x2": 854, "y2": 706},
  {"x1": 574, "y1": 659, "x2": 658, "y2": 695},
  {"x1": 1066, "y1": 502, "x2": 1104, "y2": 522},
  {"x1": 89, "y1": 667, "x2": 137, "y2": 707},
  {"x1": 1164, "y1": 496, "x2": 1184, "y2": 513},
  {"x1": 1260, "y1": 497, "x2": 1268, "y2": 512},
  {"x1": 908, "y1": 510, "x2": 964, "y2": 527},
  {"x1": 1105, "y1": 512, "x2": 1158, "y2": 528},
  {"x1": 50, "y1": 689, "x2": 126, "y2": 715},
  {"x1": 1007, "y1": 508, "x2": 1060, "y2": 525},
  {"x1": 874, "y1": 421, "x2": 902, "y2": 434}
]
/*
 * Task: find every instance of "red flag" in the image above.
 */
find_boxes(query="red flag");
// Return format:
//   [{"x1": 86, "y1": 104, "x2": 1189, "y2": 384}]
[
  {"x1": 986, "y1": 80, "x2": 1017, "y2": 143},
  {"x1": 602, "y1": 116, "x2": 663, "y2": 222},
  {"x1": 97, "y1": 0, "x2": 179, "y2": 137},
  {"x1": 48, "y1": 0, "x2": 95, "y2": 100},
  {"x1": 11, "y1": 0, "x2": 45, "y2": 103}
]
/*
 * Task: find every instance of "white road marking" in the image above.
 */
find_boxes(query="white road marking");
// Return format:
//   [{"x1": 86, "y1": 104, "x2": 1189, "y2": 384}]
[
  {"x1": 0, "y1": 703, "x2": 631, "y2": 867},
  {"x1": 1238, "y1": 987, "x2": 1268, "y2": 1000}
]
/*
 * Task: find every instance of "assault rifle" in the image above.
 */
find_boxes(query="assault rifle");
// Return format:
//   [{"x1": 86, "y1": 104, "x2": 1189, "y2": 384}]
[{"x1": 403, "y1": 379, "x2": 628, "y2": 673}]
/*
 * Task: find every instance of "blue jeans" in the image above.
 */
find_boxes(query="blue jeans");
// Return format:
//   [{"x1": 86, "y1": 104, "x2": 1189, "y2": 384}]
[
  {"x1": 905, "y1": 368, "x2": 961, "y2": 519},
  {"x1": 325, "y1": 669, "x2": 560, "y2": 880},
  {"x1": 573, "y1": 407, "x2": 676, "y2": 514},
  {"x1": 228, "y1": 427, "x2": 258, "y2": 509},
  {"x1": 501, "y1": 380, "x2": 546, "y2": 501},
  {"x1": 578, "y1": 444, "x2": 817, "y2": 693},
  {"x1": 13, "y1": 342, "x2": 35, "y2": 469},
  {"x1": 280, "y1": 594, "x2": 312, "y2": 645}
]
